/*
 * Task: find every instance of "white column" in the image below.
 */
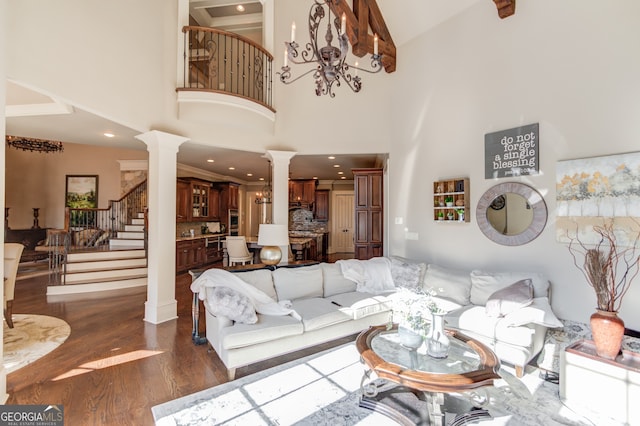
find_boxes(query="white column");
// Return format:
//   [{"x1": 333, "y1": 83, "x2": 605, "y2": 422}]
[
  {"x1": 1, "y1": 0, "x2": 8, "y2": 403},
  {"x1": 135, "y1": 130, "x2": 189, "y2": 324},
  {"x1": 265, "y1": 150, "x2": 296, "y2": 263}
]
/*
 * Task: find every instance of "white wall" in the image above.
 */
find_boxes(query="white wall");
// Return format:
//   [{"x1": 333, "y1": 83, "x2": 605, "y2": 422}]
[{"x1": 388, "y1": 0, "x2": 640, "y2": 330}]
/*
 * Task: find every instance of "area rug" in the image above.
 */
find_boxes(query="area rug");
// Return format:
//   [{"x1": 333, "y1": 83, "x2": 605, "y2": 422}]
[
  {"x1": 152, "y1": 343, "x2": 624, "y2": 426},
  {"x1": 3, "y1": 314, "x2": 71, "y2": 374}
]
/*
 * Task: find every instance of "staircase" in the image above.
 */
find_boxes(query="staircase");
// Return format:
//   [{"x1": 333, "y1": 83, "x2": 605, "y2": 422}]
[{"x1": 46, "y1": 213, "x2": 148, "y2": 296}]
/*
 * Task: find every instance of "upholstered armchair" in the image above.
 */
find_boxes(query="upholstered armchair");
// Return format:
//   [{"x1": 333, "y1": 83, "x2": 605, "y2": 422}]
[{"x1": 4, "y1": 243, "x2": 25, "y2": 328}]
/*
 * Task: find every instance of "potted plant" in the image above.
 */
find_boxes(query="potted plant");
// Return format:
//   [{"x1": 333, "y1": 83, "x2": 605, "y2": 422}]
[
  {"x1": 456, "y1": 208, "x2": 465, "y2": 221},
  {"x1": 437, "y1": 211, "x2": 444, "y2": 221},
  {"x1": 444, "y1": 196, "x2": 454, "y2": 207},
  {"x1": 567, "y1": 222, "x2": 640, "y2": 359},
  {"x1": 391, "y1": 288, "x2": 446, "y2": 352},
  {"x1": 447, "y1": 212, "x2": 454, "y2": 220}
]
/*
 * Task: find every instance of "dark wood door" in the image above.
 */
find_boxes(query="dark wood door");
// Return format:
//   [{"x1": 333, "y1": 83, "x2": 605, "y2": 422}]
[{"x1": 353, "y1": 168, "x2": 383, "y2": 260}]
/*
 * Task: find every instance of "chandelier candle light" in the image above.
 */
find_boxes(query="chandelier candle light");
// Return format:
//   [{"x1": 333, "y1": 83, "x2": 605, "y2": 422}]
[{"x1": 278, "y1": 0, "x2": 382, "y2": 97}]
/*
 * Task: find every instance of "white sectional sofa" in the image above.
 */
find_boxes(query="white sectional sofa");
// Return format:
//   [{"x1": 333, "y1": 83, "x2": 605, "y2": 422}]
[{"x1": 190, "y1": 258, "x2": 562, "y2": 380}]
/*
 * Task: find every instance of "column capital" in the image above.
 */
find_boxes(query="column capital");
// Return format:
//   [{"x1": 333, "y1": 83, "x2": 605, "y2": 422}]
[
  {"x1": 135, "y1": 130, "x2": 189, "y2": 153},
  {"x1": 265, "y1": 150, "x2": 296, "y2": 164}
]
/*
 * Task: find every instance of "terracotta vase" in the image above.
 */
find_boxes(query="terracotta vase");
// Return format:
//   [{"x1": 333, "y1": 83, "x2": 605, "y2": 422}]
[{"x1": 590, "y1": 309, "x2": 625, "y2": 360}]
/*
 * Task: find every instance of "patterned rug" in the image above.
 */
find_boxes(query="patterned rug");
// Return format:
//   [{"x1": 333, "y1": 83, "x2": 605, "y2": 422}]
[
  {"x1": 3, "y1": 314, "x2": 71, "y2": 374},
  {"x1": 152, "y1": 343, "x2": 625, "y2": 426}
]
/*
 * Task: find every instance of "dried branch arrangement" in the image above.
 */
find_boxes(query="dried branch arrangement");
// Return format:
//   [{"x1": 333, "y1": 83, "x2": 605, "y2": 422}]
[{"x1": 568, "y1": 222, "x2": 640, "y2": 312}]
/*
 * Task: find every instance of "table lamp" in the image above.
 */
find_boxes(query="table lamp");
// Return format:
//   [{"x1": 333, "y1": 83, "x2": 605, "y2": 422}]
[{"x1": 257, "y1": 224, "x2": 289, "y2": 265}]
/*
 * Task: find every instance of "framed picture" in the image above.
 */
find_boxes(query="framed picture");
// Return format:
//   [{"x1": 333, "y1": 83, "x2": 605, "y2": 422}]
[{"x1": 65, "y1": 175, "x2": 99, "y2": 208}]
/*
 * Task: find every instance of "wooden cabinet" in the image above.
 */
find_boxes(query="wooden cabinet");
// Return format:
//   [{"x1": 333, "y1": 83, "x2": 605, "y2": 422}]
[
  {"x1": 177, "y1": 178, "x2": 219, "y2": 222},
  {"x1": 314, "y1": 189, "x2": 329, "y2": 221},
  {"x1": 433, "y1": 178, "x2": 470, "y2": 222},
  {"x1": 176, "y1": 180, "x2": 191, "y2": 223},
  {"x1": 176, "y1": 239, "x2": 206, "y2": 273},
  {"x1": 353, "y1": 168, "x2": 383, "y2": 260},
  {"x1": 227, "y1": 183, "x2": 239, "y2": 210},
  {"x1": 289, "y1": 179, "x2": 317, "y2": 205}
]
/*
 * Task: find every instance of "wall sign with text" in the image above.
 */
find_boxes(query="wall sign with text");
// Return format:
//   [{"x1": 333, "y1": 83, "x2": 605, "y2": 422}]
[{"x1": 484, "y1": 123, "x2": 539, "y2": 179}]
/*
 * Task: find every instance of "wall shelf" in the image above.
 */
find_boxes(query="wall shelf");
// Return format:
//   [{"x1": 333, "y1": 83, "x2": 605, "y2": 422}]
[{"x1": 433, "y1": 178, "x2": 470, "y2": 222}]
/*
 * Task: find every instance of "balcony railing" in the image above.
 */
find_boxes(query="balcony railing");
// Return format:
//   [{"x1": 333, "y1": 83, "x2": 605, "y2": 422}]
[{"x1": 179, "y1": 26, "x2": 274, "y2": 112}]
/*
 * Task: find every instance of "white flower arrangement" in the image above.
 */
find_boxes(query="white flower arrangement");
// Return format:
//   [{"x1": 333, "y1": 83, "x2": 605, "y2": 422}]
[{"x1": 391, "y1": 287, "x2": 445, "y2": 333}]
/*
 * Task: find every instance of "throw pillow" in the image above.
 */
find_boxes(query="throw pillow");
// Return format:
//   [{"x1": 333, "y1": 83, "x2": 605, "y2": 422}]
[
  {"x1": 337, "y1": 257, "x2": 396, "y2": 294},
  {"x1": 206, "y1": 286, "x2": 257, "y2": 324},
  {"x1": 485, "y1": 279, "x2": 533, "y2": 317},
  {"x1": 470, "y1": 270, "x2": 550, "y2": 305},
  {"x1": 273, "y1": 264, "x2": 323, "y2": 301},
  {"x1": 423, "y1": 264, "x2": 472, "y2": 305},
  {"x1": 389, "y1": 257, "x2": 425, "y2": 290},
  {"x1": 320, "y1": 263, "x2": 357, "y2": 297}
]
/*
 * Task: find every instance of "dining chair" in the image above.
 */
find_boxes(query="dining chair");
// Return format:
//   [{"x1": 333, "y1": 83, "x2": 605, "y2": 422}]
[
  {"x1": 4, "y1": 243, "x2": 25, "y2": 328},
  {"x1": 225, "y1": 236, "x2": 253, "y2": 266}
]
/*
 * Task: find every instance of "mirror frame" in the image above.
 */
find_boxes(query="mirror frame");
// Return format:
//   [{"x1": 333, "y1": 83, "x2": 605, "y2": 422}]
[{"x1": 476, "y1": 182, "x2": 547, "y2": 246}]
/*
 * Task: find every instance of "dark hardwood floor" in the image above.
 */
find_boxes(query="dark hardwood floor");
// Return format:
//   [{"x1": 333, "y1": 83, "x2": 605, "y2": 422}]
[{"x1": 6, "y1": 254, "x2": 355, "y2": 425}]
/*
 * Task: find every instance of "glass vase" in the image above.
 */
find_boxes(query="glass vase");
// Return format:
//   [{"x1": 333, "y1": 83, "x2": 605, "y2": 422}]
[{"x1": 427, "y1": 312, "x2": 449, "y2": 358}]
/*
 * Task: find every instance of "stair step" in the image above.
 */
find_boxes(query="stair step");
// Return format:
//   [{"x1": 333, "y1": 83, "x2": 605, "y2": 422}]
[
  {"x1": 136, "y1": 212, "x2": 145, "y2": 219},
  {"x1": 131, "y1": 218, "x2": 145, "y2": 225},
  {"x1": 67, "y1": 248, "x2": 145, "y2": 262},
  {"x1": 116, "y1": 231, "x2": 145, "y2": 239},
  {"x1": 125, "y1": 224, "x2": 144, "y2": 232},
  {"x1": 63, "y1": 267, "x2": 148, "y2": 284},
  {"x1": 47, "y1": 276, "x2": 147, "y2": 296},
  {"x1": 109, "y1": 239, "x2": 145, "y2": 248},
  {"x1": 65, "y1": 257, "x2": 147, "y2": 272}
]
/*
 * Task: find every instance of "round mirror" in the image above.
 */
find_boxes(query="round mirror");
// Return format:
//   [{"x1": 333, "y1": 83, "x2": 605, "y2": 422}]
[{"x1": 476, "y1": 182, "x2": 547, "y2": 246}]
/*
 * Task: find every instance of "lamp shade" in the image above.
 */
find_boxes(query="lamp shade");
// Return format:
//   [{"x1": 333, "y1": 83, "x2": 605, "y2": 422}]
[{"x1": 257, "y1": 224, "x2": 289, "y2": 246}]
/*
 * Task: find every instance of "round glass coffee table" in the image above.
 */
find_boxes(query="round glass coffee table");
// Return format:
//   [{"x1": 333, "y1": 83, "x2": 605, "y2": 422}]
[{"x1": 356, "y1": 324, "x2": 501, "y2": 425}]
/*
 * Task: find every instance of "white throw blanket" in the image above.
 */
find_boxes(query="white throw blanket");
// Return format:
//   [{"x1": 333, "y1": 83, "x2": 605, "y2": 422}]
[
  {"x1": 190, "y1": 268, "x2": 301, "y2": 320},
  {"x1": 337, "y1": 257, "x2": 396, "y2": 294}
]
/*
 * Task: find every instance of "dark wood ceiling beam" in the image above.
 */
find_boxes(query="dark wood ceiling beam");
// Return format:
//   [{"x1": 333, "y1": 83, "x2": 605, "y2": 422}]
[
  {"x1": 328, "y1": 0, "x2": 396, "y2": 73},
  {"x1": 493, "y1": 0, "x2": 516, "y2": 19}
]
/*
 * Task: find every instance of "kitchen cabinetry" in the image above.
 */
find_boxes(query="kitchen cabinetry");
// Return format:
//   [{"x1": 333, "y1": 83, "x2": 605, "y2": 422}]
[
  {"x1": 314, "y1": 189, "x2": 329, "y2": 221},
  {"x1": 353, "y1": 168, "x2": 383, "y2": 260},
  {"x1": 215, "y1": 182, "x2": 240, "y2": 232},
  {"x1": 289, "y1": 179, "x2": 317, "y2": 205},
  {"x1": 176, "y1": 180, "x2": 191, "y2": 223},
  {"x1": 176, "y1": 178, "x2": 220, "y2": 222},
  {"x1": 176, "y1": 239, "x2": 206, "y2": 273},
  {"x1": 433, "y1": 178, "x2": 470, "y2": 222}
]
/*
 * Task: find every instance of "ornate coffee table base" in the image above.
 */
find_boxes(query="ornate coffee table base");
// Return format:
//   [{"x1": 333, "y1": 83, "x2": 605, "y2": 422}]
[{"x1": 359, "y1": 373, "x2": 491, "y2": 426}]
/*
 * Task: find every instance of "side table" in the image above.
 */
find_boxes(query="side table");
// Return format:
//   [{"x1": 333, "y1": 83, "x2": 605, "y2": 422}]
[{"x1": 560, "y1": 339, "x2": 640, "y2": 425}]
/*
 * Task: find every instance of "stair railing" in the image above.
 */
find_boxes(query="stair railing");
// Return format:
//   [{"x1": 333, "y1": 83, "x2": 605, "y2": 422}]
[{"x1": 49, "y1": 180, "x2": 148, "y2": 285}]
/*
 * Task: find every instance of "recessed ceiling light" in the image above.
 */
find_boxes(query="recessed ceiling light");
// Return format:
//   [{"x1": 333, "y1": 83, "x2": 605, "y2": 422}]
[
  {"x1": 333, "y1": 164, "x2": 340, "y2": 168},
  {"x1": 236, "y1": 4, "x2": 245, "y2": 12},
  {"x1": 228, "y1": 167, "x2": 235, "y2": 170},
  {"x1": 312, "y1": 176, "x2": 318, "y2": 179},
  {"x1": 338, "y1": 171, "x2": 344, "y2": 175},
  {"x1": 247, "y1": 173, "x2": 253, "y2": 177},
  {"x1": 207, "y1": 159, "x2": 214, "y2": 163},
  {"x1": 328, "y1": 156, "x2": 335, "y2": 160},
  {"x1": 259, "y1": 177, "x2": 265, "y2": 181},
  {"x1": 103, "y1": 132, "x2": 115, "y2": 138},
  {"x1": 341, "y1": 176, "x2": 346, "y2": 179}
]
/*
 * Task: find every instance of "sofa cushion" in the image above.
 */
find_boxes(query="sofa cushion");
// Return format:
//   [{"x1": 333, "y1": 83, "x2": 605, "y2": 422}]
[
  {"x1": 445, "y1": 305, "x2": 537, "y2": 348},
  {"x1": 470, "y1": 270, "x2": 549, "y2": 305},
  {"x1": 291, "y1": 298, "x2": 352, "y2": 331},
  {"x1": 502, "y1": 297, "x2": 563, "y2": 328},
  {"x1": 485, "y1": 279, "x2": 533, "y2": 317},
  {"x1": 220, "y1": 313, "x2": 303, "y2": 349},
  {"x1": 327, "y1": 291, "x2": 392, "y2": 320},
  {"x1": 273, "y1": 264, "x2": 323, "y2": 301},
  {"x1": 232, "y1": 269, "x2": 277, "y2": 300},
  {"x1": 389, "y1": 257, "x2": 426, "y2": 290},
  {"x1": 423, "y1": 264, "x2": 471, "y2": 305},
  {"x1": 320, "y1": 262, "x2": 356, "y2": 297},
  {"x1": 205, "y1": 286, "x2": 257, "y2": 324}
]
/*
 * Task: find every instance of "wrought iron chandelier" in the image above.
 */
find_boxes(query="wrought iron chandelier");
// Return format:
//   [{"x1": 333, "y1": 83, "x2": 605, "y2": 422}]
[
  {"x1": 6, "y1": 135, "x2": 64, "y2": 154},
  {"x1": 278, "y1": 0, "x2": 382, "y2": 97}
]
